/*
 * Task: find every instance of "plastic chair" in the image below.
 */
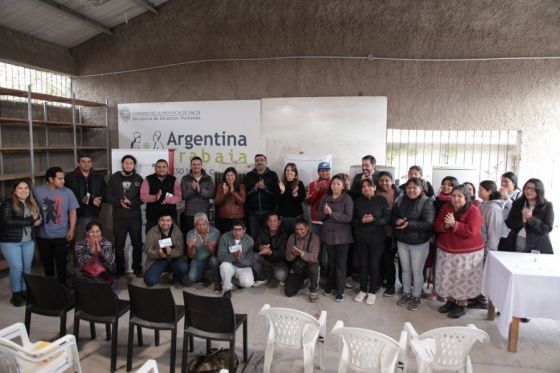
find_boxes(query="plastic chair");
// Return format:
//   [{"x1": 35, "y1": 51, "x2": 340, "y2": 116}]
[
  {"x1": 126, "y1": 284, "x2": 185, "y2": 373},
  {"x1": 23, "y1": 273, "x2": 75, "y2": 338},
  {"x1": 181, "y1": 291, "x2": 248, "y2": 373},
  {"x1": 330, "y1": 320, "x2": 407, "y2": 373},
  {"x1": 73, "y1": 280, "x2": 130, "y2": 372},
  {"x1": 403, "y1": 322, "x2": 489, "y2": 373},
  {"x1": 258, "y1": 304, "x2": 326, "y2": 373},
  {"x1": 0, "y1": 322, "x2": 82, "y2": 372},
  {"x1": 136, "y1": 359, "x2": 159, "y2": 373}
]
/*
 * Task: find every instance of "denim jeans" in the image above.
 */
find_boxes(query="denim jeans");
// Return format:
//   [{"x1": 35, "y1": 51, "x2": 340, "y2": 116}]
[
  {"x1": 188, "y1": 255, "x2": 220, "y2": 283},
  {"x1": 0, "y1": 240, "x2": 35, "y2": 292},
  {"x1": 143, "y1": 257, "x2": 189, "y2": 287},
  {"x1": 397, "y1": 241, "x2": 430, "y2": 298}
]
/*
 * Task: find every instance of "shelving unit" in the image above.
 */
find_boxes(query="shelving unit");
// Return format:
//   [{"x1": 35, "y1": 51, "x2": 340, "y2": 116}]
[{"x1": 0, "y1": 85, "x2": 110, "y2": 195}]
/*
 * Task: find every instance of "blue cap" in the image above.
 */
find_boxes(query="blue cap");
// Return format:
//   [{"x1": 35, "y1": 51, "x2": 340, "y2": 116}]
[{"x1": 317, "y1": 162, "x2": 331, "y2": 171}]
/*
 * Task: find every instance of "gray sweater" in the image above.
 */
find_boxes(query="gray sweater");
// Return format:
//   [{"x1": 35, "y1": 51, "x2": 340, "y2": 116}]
[
  {"x1": 217, "y1": 232, "x2": 255, "y2": 268},
  {"x1": 479, "y1": 199, "x2": 505, "y2": 252},
  {"x1": 181, "y1": 171, "x2": 215, "y2": 216}
]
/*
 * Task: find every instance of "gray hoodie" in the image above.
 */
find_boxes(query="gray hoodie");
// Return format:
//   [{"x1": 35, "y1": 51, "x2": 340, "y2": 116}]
[{"x1": 479, "y1": 199, "x2": 505, "y2": 252}]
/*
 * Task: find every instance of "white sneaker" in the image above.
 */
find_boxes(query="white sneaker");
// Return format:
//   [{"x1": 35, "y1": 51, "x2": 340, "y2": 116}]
[
  {"x1": 253, "y1": 279, "x2": 268, "y2": 287},
  {"x1": 366, "y1": 293, "x2": 376, "y2": 305},
  {"x1": 354, "y1": 291, "x2": 367, "y2": 303}
]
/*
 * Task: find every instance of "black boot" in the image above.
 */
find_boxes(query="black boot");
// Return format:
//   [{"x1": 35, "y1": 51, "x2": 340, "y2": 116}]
[
  {"x1": 10, "y1": 292, "x2": 24, "y2": 307},
  {"x1": 447, "y1": 305, "x2": 466, "y2": 319}
]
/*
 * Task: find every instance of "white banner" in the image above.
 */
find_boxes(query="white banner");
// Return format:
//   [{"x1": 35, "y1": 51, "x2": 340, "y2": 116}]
[{"x1": 117, "y1": 100, "x2": 261, "y2": 176}]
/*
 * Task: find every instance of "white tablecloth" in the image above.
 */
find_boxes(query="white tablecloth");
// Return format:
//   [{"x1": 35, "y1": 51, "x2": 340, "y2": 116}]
[{"x1": 482, "y1": 251, "x2": 560, "y2": 338}]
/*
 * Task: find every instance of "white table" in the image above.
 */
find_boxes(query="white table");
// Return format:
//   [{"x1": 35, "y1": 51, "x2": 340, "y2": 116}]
[{"x1": 482, "y1": 251, "x2": 560, "y2": 352}]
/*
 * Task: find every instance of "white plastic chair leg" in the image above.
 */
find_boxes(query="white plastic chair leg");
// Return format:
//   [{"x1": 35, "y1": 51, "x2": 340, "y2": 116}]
[
  {"x1": 466, "y1": 356, "x2": 473, "y2": 373},
  {"x1": 263, "y1": 338, "x2": 274, "y2": 373},
  {"x1": 303, "y1": 341, "x2": 316, "y2": 373}
]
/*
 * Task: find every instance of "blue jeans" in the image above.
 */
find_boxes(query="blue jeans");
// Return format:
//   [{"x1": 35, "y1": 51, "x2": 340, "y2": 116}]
[
  {"x1": 0, "y1": 240, "x2": 35, "y2": 293},
  {"x1": 397, "y1": 241, "x2": 429, "y2": 298},
  {"x1": 143, "y1": 257, "x2": 189, "y2": 287},
  {"x1": 188, "y1": 256, "x2": 220, "y2": 282}
]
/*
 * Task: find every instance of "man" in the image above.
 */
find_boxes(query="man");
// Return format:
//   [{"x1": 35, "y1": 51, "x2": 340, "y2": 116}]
[
  {"x1": 186, "y1": 212, "x2": 221, "y2": 292},
  {"x1": 350, "y1": 155, "x2": 378, "y2": 199},
  {"x1": 140, "y1": 159, "x2": 182, "y2": 231},
  {"x1": 243, "y1": 154, "x2": 279, "y2": 238},
  {"x1": 252, "y1": 212, "x2": 289, "y2": 286},
  {"x1": 217, "y1": 220, "x2": 255, "y2": 297},
  {"x1": 64, "y1": 154, "x2": 107, "y2": 240},
  {"x1": 105, "y1": 154, "x2": 144, "y2": 278},
  {"x1": 285, "y1": 219, "x2": 321, "y2": 302},
  {"x1": 143, "y1": 213, "x2": 189, "y2": 287},
  {"x1": 180, "y1": 156, "x2": 215, "y2": 234},
  {"x1": 305, "y1": 161, "x2": 331, "y2": 268},
  {"x1": 33, "y1": 166, "x2": 79, "y2": 285}
]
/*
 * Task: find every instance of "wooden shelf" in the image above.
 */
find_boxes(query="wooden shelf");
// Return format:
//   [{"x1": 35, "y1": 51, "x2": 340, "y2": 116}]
[
  {"x1": 0, "y1": 168, "x2": 109, "y2": 182},
  {"x1": 0, "y1": 116, "x2": 106, "y2": 128},
  {"x1": 0, "y1": 146, "x2": 106, "y2": 152},
  {"x1": 0, "y1": 87, "x2": 104, "y2": 107}
]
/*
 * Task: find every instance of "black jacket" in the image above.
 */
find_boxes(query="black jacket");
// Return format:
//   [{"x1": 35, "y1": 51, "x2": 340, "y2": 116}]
[
  {"x1": 64, "y1": 168, "x2": 107, "y2": 218},
  {"x1": 244, "y1": 168, "x2": 279, "y2": 213},
  {"x1": 505, "y1": 198, "x2": 554, "y2": 254},
  {"x1": 105, "y1": 172, "x2": 144, "y2": 218},
  {"x1": 253, "y1": 224, "x2": 289, "y2": 263},
  {"x1": 391, "y1": 195, "x2": 435, "y2": 245},
  {"x1": 353, "y1": 195, "x2": 390, "y2": 243},
  {"x1": 0, "y1": 199, "x2": 37, "y2": 242}
]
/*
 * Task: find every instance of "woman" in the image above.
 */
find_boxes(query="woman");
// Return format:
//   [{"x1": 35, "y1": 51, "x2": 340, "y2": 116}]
[
  {"x1": 75, "y1": 221, "x2": 116, "y2": 287},
  {"x1": 478, "y1": 180, "x2": 504, "y2": 253},
  {"x1": 434, "y1": 176, "x2": 459, "y2": 215},
  {"x1": 277, "y1": 163, "x2": 306, "y2": 233},
  {"x1": 504, "y1": 178, "x2": 554, "y2": 254},
  {"x1": 392, "y1": 177, "x2": 435, "y2": 311},
  {"x1": 0, "y1": 180, "x2": 42, "y2": 307},
  {"x1": 214, "y1": 167, "x2": 246, "y2": 233},
  {"x1": 353, "y1": 179, "x2": 389, "y2": 304},
  {"x1": 499, "y1": 172, "x2": 523, "y2": 251},
  {"x1": 376, "y1": 171, "x2": 403, "y2": 296},
  {"x1": 398, "y1": 166, "x2": 434, "y2": 198},
  {"x1": 317, "y1": 173, "x2": 354, "y2": 302},
  {"x1": 464, "y1": 182, "x2": 480, "y2": 207},
  {"x1": 434, "y1": 185, "x2": 484, "y2": 318}
]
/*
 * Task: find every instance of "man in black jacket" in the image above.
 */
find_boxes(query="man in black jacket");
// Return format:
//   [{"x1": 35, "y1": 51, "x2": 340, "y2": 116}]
[
  {"x1": 252, "y1": 212, "x2": 289, "y2": 286},
  {"x1": 243, "y1": 154, "x2": 279, "y2": 238}
]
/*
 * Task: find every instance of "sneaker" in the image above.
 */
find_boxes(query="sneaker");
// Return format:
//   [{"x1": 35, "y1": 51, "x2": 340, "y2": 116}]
[
  {"x1": 438, "y1": 301, "x2": 456, "y2": 314},
  {"x1": 223, "y1": 290, "x2": 232, "y2": 298},
  {"x1": 383, "y1": 287, "x2": 395, "y2": 297},
  {"x1": 354, "y1": 291, "x2": 367, "y2": 303},
  {"x1": 279, "y1": 281, "x2": 285, "y2": 287},
  {"x1": 309, "y1": 292, "x2": 319, "y2": 303},
  {"x1": 133, "y1": 269, "x2": 143, "y2": 278},
  {"x1": 253, "y1": 279, "x2": 268, "y2": 287},
  {"x1": 521, "y1": 317, "x2": 531, "y2": 323},
  {"x1": 407, "y1": 297, "x2": 421, "y2": 311},
  {"x1": 173, "y1": 280, "x2": 184, "y2": 289},
  {"x1": 324, "y1": 289, "x2": 333, "y2": 296},
  {"x1": 366, "y1": 293, "x2": 376, "y2": 305},
  {"x1": 335, "y1": 292, "x2": 344, "y2": 302},
  {"x1": 10, "y1": 292, "x2": 24, "y2": 307},
  {"x1": 213, "y1": 281, "x2": 222, "y2": 294},
  {"x1": 345, "y1": 277, "x2": 354, "y2": 289},
  {"x1": 447, "y1": 305, "x2": 466, "y2": 319},
  {"x1": 397, "y1": 294, "x2": 412, "y2": 306}
]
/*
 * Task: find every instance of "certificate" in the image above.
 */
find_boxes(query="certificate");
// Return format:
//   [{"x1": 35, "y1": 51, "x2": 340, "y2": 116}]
[{"x1": 159, "y1": 237, "x2": 173, "y2": 249}]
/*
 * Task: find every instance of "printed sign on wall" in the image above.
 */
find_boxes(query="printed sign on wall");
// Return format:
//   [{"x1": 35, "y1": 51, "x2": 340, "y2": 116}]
[{"x1": 118, "y1": 100, "x2": 261, "y2": 176}]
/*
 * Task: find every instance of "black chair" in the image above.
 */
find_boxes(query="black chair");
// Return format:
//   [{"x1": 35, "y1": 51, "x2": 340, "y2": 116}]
[
  {"x1": 181, "y1": 291, "x2": 248, "y2": 373},
  {"x1": 23, "y1": 273, "x2": 75, "y2": 338},
  {"x1": 73, "y1": 280, "x2": 130, "y2": 372},
  {"x1": 126, "y1": 283, "x2": 185, "y2": 373}
]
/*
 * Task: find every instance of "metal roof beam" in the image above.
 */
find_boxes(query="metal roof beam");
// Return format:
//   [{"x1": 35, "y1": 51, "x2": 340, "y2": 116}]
[
  {"x1": 132, "y1": 0, "x2": 158, "y2": 14},
  {"x1": 34, "y1": 0, "x2": 113, "y2": 35}
]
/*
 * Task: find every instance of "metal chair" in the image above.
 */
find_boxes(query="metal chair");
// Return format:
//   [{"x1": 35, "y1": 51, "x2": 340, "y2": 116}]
[
  {"x1": 73, "y1": 280, "x2": 130, "y2": 372},
  {"x1": 403, "y1": 322, "x2": 489, "y2": 373},
  {"x1": 181, "y1": 291, "x2": 247, "y2": 373},
  {"x1": 126, "y1": 283, "x2": 185, "y2": 373},
  {"x1": 258, "y1": 304, "x2": 326, "y2": 373},
  {"x1": 23, "y1": 273, "x2": 75, "y2": 338},
  {"x1": 330, "y1": 320, "x2": 407, "y2": 373}
]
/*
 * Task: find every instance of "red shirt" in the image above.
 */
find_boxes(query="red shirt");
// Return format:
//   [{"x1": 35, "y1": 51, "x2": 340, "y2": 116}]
[{"x1": 435, "y1": 203, "x2": 484, "y2": 254}]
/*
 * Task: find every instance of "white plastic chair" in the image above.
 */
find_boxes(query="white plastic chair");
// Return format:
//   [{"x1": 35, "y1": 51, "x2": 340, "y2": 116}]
[
  {"x1": 330, "y1": 320, "x2": 407, "y2": 373},
  {"x1": 258, "y1": 304, "x2": 327, "y2": 373},
  {"x1": 135, "y1": 359, "x2": 159, "y2": 373},
  {"x1": 0, "y1": 322, "x2": 82, "y2": 373},
  {"x1": 403, "y1": 322, "x2": 489, "y2": 373}
]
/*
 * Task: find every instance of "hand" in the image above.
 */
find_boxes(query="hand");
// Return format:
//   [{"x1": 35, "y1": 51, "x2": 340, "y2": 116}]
[
  {"x1": 499, "y1": 187, "x2": 508, "y2": 200},
  {"x1": 92, "y1": 240, "x2": 101, "y2": 253},
  {"x1": 256, "y1": 179, "x2": 265, "y2": 190},
  {"x1": 81, "y1": 195, "x2": 90, "y2": 205},
  {"x1": 92, "y1": 196, "x2": 102, "y2": 207},
  {"x1": 33, "y1": 216, "x2": 42, "y2": 227},
  {"x1": 319, "y1": 180, "x2": 328, "y2": 191},
  {"x1": 233, "y1": 250, "x2": 242, "y2": 260},
  {"x1": 66, "y1": 230, "x2": 75, "y2": 241},
  {"x1": 228, "y1": 182, "x2": 235, "y2": 194},
  {"x1": 292, "y1": 184, "x2": 299, "y2": 197},
  {"x1": 362, "y1": 214, "x2": 374, "y2": 223},
  {"x1": 155, "y1": 190, "x2": 162, "y2": 201},
  {"x1": 164, "y1": 246, "x2": 172, "y2": 256},
  {"x1": 444, "y1": 212, "x2": 456, "y2": 228},
  {"x1": 292, "y1": 246, "x2": 302, "y2": 257},
  {"x1": 222, "y1": 183, "x2": 229, "y2": 194},
  {"x1": 191, "y1": 180, "x2": 199, "y2": 192},
  {"x1": 323, "y1": 203, "x2": 332, "y2": 215},
  {"x1": 158, "y1": 249, "x2": 167, "y2": 258},
  {"x1": 522, "y1": 208, "x2": 533, "y2": 222},
  {"x1": 314, "y1": 182, "x2": 321, "y2": 192},
  {"x1": 259, "y1": 244, "x2": 272, "y2": 256},
  {"x1": 278, "y1": 181, "x2": 285, "y2": 194},
  {"x1": 189, "y1": 237, "x2": 198, "y2": 248}
]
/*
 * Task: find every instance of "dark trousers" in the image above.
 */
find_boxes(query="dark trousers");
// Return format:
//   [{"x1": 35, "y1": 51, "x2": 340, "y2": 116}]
[
  {"x1": 381, "y1": 237, "x2": 398, "y2": 289},
  {"x1": 356, "y1": 241, "x2": 384, "y2": 293},
  {"x1": 113, "y1": 216, "x2": 143, "y2": 273},
  {"x1": 143, "y1": 258, "x2": 189, "y2": 287},
  {"x1": 37, "y1": 237, "x2": 69, "y2": 285},
  {"x1": 247, "y1": 211, "x2": 268, "y2": 239},
  {"x1": 285, "y1": 261, "x2": 320, "y2": 297},
  {"x1": 346, "y1": 243, "x2": 355, "y2": 278},
  {"x1": 326, "y1": 244, "x2": 349, "y2": 293}
]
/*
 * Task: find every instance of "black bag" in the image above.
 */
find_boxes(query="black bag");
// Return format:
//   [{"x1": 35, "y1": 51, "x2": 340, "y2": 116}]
[{"x1": 187, "y1": 348, "x2": 238, "y2": 373}]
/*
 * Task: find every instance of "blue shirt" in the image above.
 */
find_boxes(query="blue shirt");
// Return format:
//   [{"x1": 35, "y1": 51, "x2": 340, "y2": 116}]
[{"x1": 33, "y1": 184, "x2": 79, "y2": 239}]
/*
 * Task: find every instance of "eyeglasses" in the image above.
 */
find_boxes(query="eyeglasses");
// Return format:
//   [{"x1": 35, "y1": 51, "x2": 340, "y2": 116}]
[{"x1": 523, "y1": 186, "x2": 536, "y2": 192}]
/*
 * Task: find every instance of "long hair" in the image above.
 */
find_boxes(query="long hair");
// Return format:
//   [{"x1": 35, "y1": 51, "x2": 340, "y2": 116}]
[
  {"x1": 501, "y1": 171, "x2": 518, "y2": 189},
  {"x1": 11, "y1": 180, "x2": 39, "y2": 216},
  {"x1": 521, "y1": 178, "x2": 546, "y2": 206},
  {"x1": 452, "y1": 184, "x2": 472, "y2": 220},
  {"x1": 223, "y1": 167, "x2": 241, "y2": 192},
  {"x1": 282, "y1": 163, "x2": 299, "y2": 191},
  {"x1": 479, "y1": 180, "x2": 501, "y2": 200}
]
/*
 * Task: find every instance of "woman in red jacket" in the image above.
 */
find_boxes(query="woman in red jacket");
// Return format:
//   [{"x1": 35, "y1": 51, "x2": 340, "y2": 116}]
[{"x1": 434, "y1": 184, "x2": 484, "y2": 318}]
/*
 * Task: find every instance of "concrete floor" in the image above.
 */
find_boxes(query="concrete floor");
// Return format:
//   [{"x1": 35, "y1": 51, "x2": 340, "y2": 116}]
[{"x1": 2, "y1": 273, "x2": 560, "y2": 373}]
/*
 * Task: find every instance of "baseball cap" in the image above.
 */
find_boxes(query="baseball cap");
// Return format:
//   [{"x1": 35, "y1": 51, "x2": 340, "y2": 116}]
[{"x1": 317, "y1": 162, "x2": 331, "y2": 171}]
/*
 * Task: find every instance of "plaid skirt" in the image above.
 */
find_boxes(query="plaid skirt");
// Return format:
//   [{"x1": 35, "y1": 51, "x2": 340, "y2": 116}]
[{"x1": 435, "y1": 249, "x2": 484, "y2": 300}]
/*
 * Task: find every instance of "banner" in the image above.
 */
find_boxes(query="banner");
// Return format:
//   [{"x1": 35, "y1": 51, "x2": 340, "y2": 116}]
[{"x1": 118, "y1": 100, "x2": 261, "y2": 176}]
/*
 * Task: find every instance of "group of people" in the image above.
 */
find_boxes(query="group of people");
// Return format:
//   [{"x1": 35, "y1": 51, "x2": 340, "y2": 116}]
[{"x1": 0, "y1": 152, "x2": 554, "y2": 319}]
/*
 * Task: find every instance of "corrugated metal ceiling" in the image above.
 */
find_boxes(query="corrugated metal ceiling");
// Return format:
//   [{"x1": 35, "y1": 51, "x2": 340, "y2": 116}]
[{"x1": 0, "y1": 0, "x2": 167, "y2": 48}]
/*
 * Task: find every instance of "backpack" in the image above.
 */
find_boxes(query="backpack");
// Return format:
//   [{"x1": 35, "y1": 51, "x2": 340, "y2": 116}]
[{"x1": 187, "y1": 348, "x2": 239, "y2": 373}]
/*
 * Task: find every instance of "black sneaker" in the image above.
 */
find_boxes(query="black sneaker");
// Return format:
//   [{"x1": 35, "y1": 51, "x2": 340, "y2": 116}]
[
  {"x1": 447, "y1": 305, "x2": 466, "y2": 319},
  {"x1": 383, "y1": 287, "x2": 395, "y2": 297},
  {"x1": 10, "y1": 292, "x2": 24, "y2": 307},
  {"x1": 520, "y1": 317, "x2": 530, "y2": 323},
  {"x1": 397, "y1": 294, "x2": 412, "y2": 306},
  {"x1": 438, "y1": 301, "x2": 456, "y2": 314},
  {"x1": 133, "y1": 269, "x2": 143, "y2": 278},
  {"x1": 223, "y1": 290, "x2": 232, "y2": 298}
]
